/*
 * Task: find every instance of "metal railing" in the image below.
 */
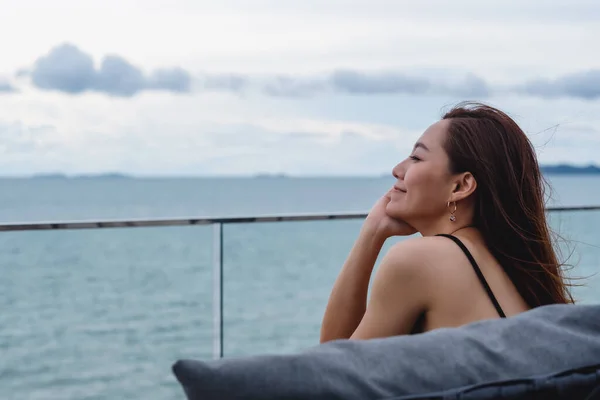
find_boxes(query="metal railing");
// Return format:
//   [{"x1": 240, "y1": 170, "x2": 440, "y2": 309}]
[{"x1": 2, "y1": 205, "x2": 600, "y2": 359}]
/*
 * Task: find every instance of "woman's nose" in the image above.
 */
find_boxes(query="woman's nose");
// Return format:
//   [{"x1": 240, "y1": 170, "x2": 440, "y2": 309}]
[{"x1": 392, "y1": 162, "x2": 405, "y2": 179}]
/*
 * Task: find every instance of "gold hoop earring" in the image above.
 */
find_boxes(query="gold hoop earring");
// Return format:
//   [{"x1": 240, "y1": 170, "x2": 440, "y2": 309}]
[{"x1": 447, "y1": 201, "x2": 457, "y2": 222}]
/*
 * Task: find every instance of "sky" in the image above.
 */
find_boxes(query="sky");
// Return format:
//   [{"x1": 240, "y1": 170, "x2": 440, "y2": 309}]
[{"x1": 0, "y1": 0, "x2": 599, "y2": 176}]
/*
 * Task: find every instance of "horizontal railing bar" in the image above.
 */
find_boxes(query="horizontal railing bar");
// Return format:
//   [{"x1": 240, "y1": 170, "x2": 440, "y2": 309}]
[
  {"x1": 0, "y1": 212, "x2": 367, "y2": 232},
  {"x1": 0, "y1": 206, "x2": 599, "y2": 232}
]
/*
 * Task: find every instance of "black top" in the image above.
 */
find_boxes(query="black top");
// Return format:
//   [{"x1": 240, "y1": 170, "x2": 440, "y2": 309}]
[{"x1": 436, "y1": 234, "x2": 507, "y2": 318}]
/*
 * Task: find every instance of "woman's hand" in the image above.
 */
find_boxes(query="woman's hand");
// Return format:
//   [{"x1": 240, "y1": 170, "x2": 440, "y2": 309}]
[
  {"x1": 363, "y1": 188, "x2": 417, "y2": 241},
  {"x1": 320, "y1": 188, "x2": 417, "y2": 343}
]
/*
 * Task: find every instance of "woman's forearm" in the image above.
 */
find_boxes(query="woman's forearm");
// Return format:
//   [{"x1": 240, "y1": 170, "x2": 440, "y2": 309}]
[{"x1": 319, "y1": 227, "x2": 385, "y2": 343}]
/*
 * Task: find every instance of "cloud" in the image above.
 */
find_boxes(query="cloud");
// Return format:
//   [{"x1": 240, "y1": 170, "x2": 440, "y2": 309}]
[
  {"x1": 8, "y1": 43, "x2": 498, "y2": 99},
  {"x1": 2, "y1": 89, "x2": 600, "y2": 176},
  {"x1": 0, "y1": 121, "x2": 58, "y2": 154},
  {"x1": 439, "y1": 73, "x2": 491, "y2": 97},
  {"x1": 518, "y1": 70, "x2": 600, "y2": 100},
  {"x1": 27, "y1": 43, "x2": 192, "y2": 97},
  {"x1": 14, "y1": 44, "x2": 600, "y2": 101},
  {"x1": 330, "y1": 69, "x2": 430, "y2": 95},
  {"x1": 30, "y1": 44, "x2": 95, "y2": 94},
  {"x1": 0, "y1": 64, "x2": 497, "y2": 99},
  {"x1": 328, "y1": 70, "x2": 490, "y2": 97},
  {"x1": 206, "y1": 70, "x2": 491, "y2": 98},
  {"x1": 253, "y1": 69, "x2": 600, "y2": 100},
  {"x1": 0, "y1": 80, "x2": 15, "y2": 93},
  {"x1": 0, "y1": 109, "x2": 419, "y2": 176},
  {"x1": 200, "y1": 73, "x2": 248, "y2": 92},
  {"x1": 190, "y1": 122, "x2": 413, "y2": 176},
  {"x1": 262, "y1": 75, "x2": 326, "y2": 98}
]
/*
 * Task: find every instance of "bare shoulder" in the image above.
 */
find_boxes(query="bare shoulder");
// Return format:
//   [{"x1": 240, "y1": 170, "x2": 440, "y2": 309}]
[
  {"x1": 351, "y1": 236, "x2": 457, "y2": 339},
  {"x1": 351, "y1": 235, "x2": 463, "y2": 339},
  {"x1": 381, "y1": 235, "x2": 463, "y2": 273}
]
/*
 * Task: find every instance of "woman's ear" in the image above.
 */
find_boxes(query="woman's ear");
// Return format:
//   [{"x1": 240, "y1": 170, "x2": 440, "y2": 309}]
[{"x1": 450, "y1": 172, "x2": 477, "y2": 202}]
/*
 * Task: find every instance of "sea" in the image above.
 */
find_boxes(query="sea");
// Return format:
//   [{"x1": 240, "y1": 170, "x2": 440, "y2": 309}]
[{"x1": 1, "y1": 175, "x2": 599, "y2": 400}]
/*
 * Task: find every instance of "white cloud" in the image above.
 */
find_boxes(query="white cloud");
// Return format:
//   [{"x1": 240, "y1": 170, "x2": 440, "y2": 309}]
[
  {"x1": 9, "y1": 44, "x2": 600, "y2": 101},
  {"x1": 1, "y1": 0, "x2": 599, "y2": 175},
  {"x1": 0, "y1": 89, "x2": 424, "y2": 175},
  {"x1": 1, "y1": 87, "x2": 599, "y2": 176},
  {"x1": 1, "y1": 0, "x2": 599, "y2": 78}
]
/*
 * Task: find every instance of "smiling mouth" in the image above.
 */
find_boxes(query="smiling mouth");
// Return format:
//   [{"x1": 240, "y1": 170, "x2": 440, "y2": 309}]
[{"x1": 393, "y1": 186, "x2": 406, "y2": 193}]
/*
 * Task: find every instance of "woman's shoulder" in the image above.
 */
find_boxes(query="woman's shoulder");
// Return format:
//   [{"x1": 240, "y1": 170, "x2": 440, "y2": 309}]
[
  {"x1": 381, "y1": 235, "x2": 468, "y2": 276},
  {"x1": 386, "y1": 235, "x2": 464, "y2": 261}
]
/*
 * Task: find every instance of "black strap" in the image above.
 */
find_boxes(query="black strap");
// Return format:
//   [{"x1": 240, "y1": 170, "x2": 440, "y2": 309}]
[{"x1": 436, "y1": 234, "x2": 507, "y2": 318}]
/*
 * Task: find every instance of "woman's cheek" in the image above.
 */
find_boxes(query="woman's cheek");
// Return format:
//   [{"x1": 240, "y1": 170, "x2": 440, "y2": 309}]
[{"x1": 403, "y1": 166, "x2": 419, "y2": 191}]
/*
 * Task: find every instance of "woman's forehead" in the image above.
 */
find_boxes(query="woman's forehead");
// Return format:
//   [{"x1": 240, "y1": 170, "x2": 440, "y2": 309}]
[{"x1": 415, "y1": 119, "x2": 449, "y2": 150}]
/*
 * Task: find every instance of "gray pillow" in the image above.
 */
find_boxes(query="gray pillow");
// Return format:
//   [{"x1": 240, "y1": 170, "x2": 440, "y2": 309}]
[
  {"x1": 390, "y1": 363, "x2": 600, "y2": 399},
  {"x1": 172, "y1": 304, "x2": 600, "y2": 400}
]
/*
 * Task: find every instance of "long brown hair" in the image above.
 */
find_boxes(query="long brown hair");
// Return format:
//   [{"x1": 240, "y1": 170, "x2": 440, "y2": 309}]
[{"x1": 442, "y1": 102, "x2": 574, "y2": 306}]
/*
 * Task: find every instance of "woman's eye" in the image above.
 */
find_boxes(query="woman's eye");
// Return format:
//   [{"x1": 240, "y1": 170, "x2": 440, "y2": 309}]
[{"x1": 409, "y1": 155, "x2": 421, "y2": 162}]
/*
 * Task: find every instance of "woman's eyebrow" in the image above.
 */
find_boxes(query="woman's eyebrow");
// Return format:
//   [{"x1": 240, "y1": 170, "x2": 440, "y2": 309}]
[{"x1": 413, "y1": 142, "x2": 430, "y2": 151}]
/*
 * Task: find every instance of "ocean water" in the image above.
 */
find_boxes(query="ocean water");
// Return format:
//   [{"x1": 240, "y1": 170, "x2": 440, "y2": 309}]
[{"x1": 1, "y1": 176, "x2": 599, "y2": 400}]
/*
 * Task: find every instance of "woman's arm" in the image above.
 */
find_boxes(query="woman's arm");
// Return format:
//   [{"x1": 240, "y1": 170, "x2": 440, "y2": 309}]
[
  {"x1": 321, "y1": 237, "x2": 431, "y2": 342},
  {"x1": 349, "y1": 239, "x2": 429, "y2": 340},
  {"x1": 319, "y1": 226, "x2": 385, "y2": 343},
  {"x1": 320, "y1": 190, "x2": 418, "y2": 343}
]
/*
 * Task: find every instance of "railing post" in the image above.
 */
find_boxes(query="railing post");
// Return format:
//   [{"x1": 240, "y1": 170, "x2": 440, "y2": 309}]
[{"x1": 212, "y1": 222, "x2": 224, "y2": 359}]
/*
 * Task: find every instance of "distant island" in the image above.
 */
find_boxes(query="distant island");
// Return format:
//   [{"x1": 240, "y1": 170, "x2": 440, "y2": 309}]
[
  {"x1": 3, "y1": 164, "x2": 599, "y2": 179},
  {"x1": 30, "y1": 172, "x2": 132, "y2": 179},
  {"x1": 253, "y1": 173, "x2": 289, "y2": 179},
  {"x1": 539, "y1": 164, "x2": 600, "y2": 175},
  {"x1": 251, "y1": 165, "x2": 600, "y2": 177}
]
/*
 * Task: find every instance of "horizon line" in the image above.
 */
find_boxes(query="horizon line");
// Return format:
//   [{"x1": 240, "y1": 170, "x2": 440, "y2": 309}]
[{"x1": 1, "y1": 163, "x2": 600, "y2": 179}]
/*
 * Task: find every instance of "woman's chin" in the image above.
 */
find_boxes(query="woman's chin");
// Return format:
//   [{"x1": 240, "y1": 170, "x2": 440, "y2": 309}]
[{"x1": 385, "y1": 203, "x2": 407, "y2": 220}]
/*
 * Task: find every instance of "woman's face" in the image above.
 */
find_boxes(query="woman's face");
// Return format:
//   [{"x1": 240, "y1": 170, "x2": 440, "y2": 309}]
[{"x1": 386, "y1": 119, "x2": 456, "y2": 224}]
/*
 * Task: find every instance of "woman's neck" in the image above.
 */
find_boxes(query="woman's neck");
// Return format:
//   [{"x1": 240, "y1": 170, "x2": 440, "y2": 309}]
[{"x1": 416, "y1": 218, "x2": 476, "y2": 237}]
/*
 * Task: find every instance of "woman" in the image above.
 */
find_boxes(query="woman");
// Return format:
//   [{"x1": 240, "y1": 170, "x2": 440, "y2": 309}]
[{"x1": 320, "y1": 102, "x2": 574, "y2": 343}]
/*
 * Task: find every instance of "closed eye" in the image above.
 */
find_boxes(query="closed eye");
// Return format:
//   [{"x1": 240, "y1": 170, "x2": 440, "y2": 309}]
[{"x1": 409, "y1": 155, "x2": 421, "y2": 162}]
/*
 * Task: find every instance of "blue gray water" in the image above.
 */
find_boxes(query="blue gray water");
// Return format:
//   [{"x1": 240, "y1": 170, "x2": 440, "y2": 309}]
[{"x1": 1, "y1": 176, "x2": 599, "y2": 399}]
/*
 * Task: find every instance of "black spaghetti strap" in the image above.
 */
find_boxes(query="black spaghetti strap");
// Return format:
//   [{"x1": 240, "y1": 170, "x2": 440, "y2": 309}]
[{"x1": 436, "y1": 234, "x2": 507, "y2": 318}]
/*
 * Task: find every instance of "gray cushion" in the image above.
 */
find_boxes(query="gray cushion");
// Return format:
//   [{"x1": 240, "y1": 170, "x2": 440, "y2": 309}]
[
  {"x1": 172, "y1": 304, "x2": 600, "y2": 400},
  {"x1": 391, "y1": 363, "x2": 600, "y2": 399}
]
